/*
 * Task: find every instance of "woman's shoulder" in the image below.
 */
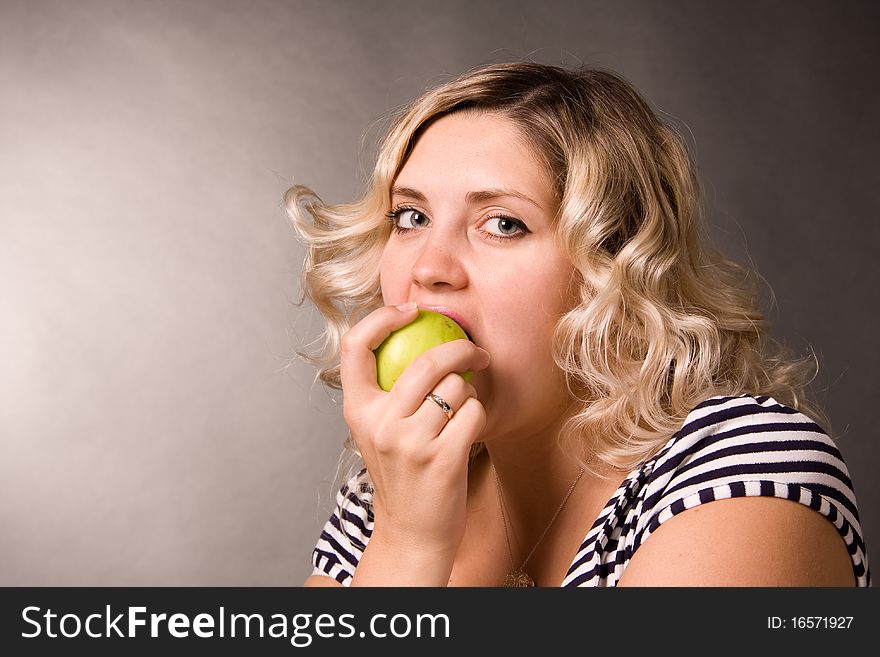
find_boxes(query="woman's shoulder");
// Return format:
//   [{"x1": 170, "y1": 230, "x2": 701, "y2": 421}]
[
  {"x1": 310, "y1": 467, "x2": 374, "y2": 586},
  {"x1": 628, "y1": 393, "x2": 870, "y2": 585},
  {"x1": 653, "y1": 393, "x2": 837, "y2": 466},
  {"x1": 641, "y1": 393, "x2": 855, "y2": 515},
  {"x1": 330, "y1": 467, "x2": 375, "y2": 535}
]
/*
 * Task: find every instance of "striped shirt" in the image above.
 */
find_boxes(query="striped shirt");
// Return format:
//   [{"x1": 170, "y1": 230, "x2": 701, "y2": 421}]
[{"x1": 311, "y1": 394, "x2": 871, "y2": 586}]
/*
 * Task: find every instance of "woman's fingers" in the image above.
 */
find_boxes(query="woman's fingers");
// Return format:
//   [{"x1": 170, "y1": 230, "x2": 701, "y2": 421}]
[
  {"x1": 389, "y1": 339, "x2": 490, "y2": 416},
  {"x1": 339, "y1": 302, "x2": 419, "y2": 403},
  {"x1": 438, "y1": 396, "x2": 488, "y2": 459},
  {"x1": 414, "y1": 373, "x2": 486, "y2": 457},
  {"x1": 415, "y1": 373, "x2": 479, "y2": 433},
  {"x1": 340, "y1": 302, "x2": 491, "y2": 418}
]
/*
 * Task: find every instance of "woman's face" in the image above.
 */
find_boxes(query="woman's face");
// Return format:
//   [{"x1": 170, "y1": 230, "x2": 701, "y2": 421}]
[{"x1": 379, "y1": 111, "x2": 579, "y2": 442}]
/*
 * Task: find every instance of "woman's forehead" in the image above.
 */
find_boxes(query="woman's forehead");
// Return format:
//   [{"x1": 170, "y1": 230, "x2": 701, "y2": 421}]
[{"x1": 392, "y1": 112, "x2": 554, "y2": 209}]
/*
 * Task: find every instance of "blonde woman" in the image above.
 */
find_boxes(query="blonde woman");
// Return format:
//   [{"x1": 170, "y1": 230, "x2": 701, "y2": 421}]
[{"x1": 288, "y1": 62, "x2": 870, "y2": 587}]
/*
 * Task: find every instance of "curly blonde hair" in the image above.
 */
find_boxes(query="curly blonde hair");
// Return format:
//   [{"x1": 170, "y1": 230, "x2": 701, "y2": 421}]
[{"x1": 286, "y1": 61, "x2": 827, "y2": 477}]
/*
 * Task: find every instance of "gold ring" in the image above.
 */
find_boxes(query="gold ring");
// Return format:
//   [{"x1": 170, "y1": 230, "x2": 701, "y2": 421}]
[{"x1": 425, "y1": 393, "x2": 454, "y2": 420}]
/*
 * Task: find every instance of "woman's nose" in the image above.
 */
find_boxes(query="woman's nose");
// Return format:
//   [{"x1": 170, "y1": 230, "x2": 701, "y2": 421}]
[{"x1": 410, "y1": 232, "x2": 468, "y2": 290}]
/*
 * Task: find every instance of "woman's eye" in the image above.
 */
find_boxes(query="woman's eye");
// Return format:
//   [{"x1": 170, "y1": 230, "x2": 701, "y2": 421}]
[
  {"x1": 394, "y1": 208, "x2": 430, "y2": 229},
  {"x1": 483, "y1": 215, "x2": 527, "y2": 238}
]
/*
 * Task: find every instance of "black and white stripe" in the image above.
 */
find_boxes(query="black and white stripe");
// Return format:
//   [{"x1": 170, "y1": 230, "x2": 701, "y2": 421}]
[
  {"x1": 312, "y1": 394, "x2": 871, "y2": 587},
  {"x1": 312, "y1": 473, "x2": 374, "y2": 585}
]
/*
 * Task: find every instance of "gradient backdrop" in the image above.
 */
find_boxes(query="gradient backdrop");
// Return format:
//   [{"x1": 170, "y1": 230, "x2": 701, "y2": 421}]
[{"x1": 1, "y1": 0, "x2": 877, "y2": 585}]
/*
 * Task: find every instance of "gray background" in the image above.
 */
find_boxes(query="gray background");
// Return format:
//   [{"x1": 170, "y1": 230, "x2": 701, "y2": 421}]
[{"x1": 1, "y1": 0, "x2": 877, "y2": 585}]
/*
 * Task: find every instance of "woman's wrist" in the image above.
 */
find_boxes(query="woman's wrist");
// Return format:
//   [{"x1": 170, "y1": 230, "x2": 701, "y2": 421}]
[{"x1": 350, "y1": 528, "x2": 456, "y2": 587}]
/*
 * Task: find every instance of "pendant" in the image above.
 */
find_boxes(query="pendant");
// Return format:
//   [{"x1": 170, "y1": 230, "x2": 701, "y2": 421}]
[{"x1": 503, "y1": 569, "x2": 535, "y2": 587}]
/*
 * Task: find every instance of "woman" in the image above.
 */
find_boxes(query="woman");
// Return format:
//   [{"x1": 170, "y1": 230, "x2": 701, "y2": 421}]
[{"x1": 287, "y1": 62, "x2": 870, "y2": 587}]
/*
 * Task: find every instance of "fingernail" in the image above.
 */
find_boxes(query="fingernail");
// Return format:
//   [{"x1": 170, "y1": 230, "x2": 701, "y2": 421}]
[
  {"x1": 396, "y1": 301, "x2": 417, "y2": 312},
  {"x1": 478, "y1": 347, "x2": 491, "y2": 364}
]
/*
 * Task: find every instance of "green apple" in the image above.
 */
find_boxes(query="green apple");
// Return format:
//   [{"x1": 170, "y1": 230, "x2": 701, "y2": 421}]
[{"x1": 374, "y1": 309, "x2": 473, "y2": 392}]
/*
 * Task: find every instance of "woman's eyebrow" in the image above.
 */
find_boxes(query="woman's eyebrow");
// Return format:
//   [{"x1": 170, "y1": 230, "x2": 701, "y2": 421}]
[{"x1": 390, "y1": 186, "x2": 543, "y2": 211}]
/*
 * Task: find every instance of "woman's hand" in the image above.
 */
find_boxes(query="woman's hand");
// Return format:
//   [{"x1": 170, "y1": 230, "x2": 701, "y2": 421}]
[{"x1": 340, "y1": 302, "x2": 491, "y2": 584}]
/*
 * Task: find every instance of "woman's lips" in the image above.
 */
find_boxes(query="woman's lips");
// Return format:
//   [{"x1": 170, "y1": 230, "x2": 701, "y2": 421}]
[{"x1": 418, "y1": 305, "x2": 475, "y2": 342}]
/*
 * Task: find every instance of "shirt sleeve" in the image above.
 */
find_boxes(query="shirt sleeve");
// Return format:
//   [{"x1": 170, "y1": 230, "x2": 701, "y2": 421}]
[
  {"x1": 311, "y1": 468, "x2": 374, "y2": 586},
  {"x1": 632, "y1": 394, "x2": 871, "y2": 586}
]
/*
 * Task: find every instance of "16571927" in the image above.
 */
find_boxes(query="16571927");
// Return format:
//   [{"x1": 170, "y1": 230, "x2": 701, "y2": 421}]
[{"x1": 767, "y1": 616, "x2": 854, "y2": 629}]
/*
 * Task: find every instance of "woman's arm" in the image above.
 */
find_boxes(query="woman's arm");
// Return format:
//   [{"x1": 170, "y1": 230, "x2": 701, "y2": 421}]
[
  {"x1": 348, "y1": 530, "x2": 456, "y2": 586},
  {"x1": 306, "y1": 527, "x2": 456, "y2": 586},
  {"x1": 304, "y1": 575, "x2": 343, "y2": 587},
  {"x1": 331, "y1": 304, "x2": 489, "y2": 586}
]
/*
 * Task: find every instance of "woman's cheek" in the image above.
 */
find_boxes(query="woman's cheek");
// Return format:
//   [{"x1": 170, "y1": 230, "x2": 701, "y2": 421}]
[
  {"x1": 480, "y1": 334, "x2": 553, "y2": 396},
  {"x1": 378, "y1": 262, "x2": 409, "y2": 303}
]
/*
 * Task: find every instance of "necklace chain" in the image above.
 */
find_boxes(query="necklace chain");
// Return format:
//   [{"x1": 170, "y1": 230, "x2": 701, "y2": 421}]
[{"x1": 492, "y1": 463, "x2": 585, "y2": 587}]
